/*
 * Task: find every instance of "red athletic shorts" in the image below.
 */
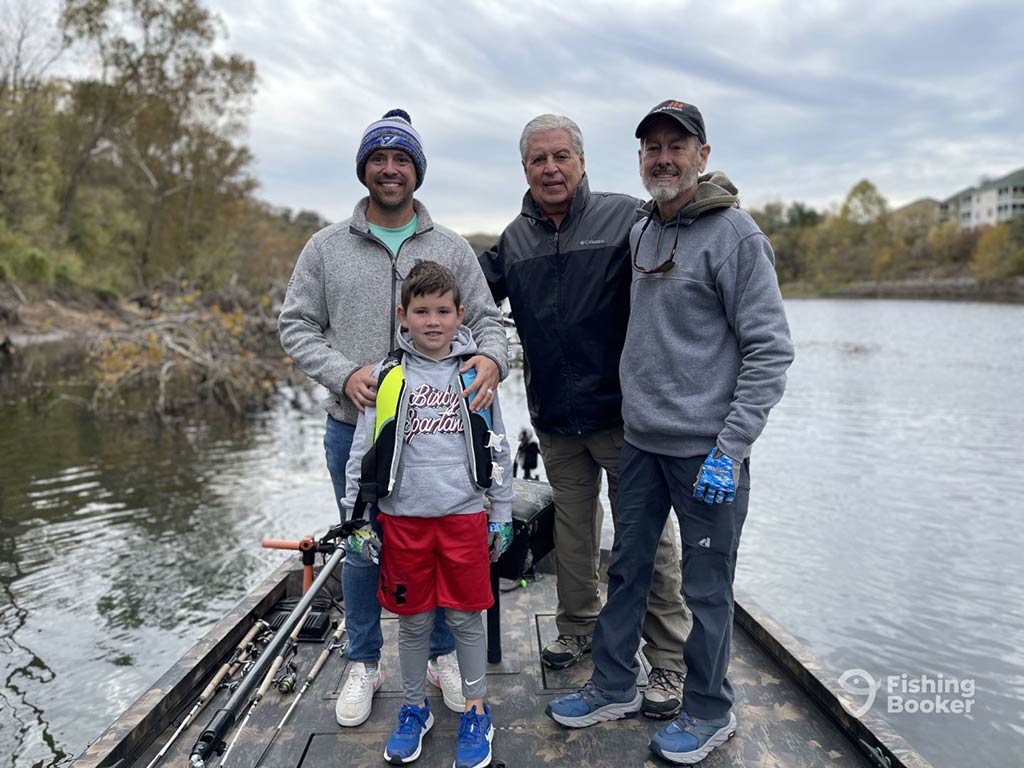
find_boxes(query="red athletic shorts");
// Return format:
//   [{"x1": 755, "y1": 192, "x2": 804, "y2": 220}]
[{"x1": 377, "y1": 512, "x2": 493, "y2": 615}]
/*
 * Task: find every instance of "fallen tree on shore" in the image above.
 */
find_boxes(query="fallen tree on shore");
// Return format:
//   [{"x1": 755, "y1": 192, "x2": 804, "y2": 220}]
[{"x1": 87, "y1": 290, "x2": 304, "y2": 417}]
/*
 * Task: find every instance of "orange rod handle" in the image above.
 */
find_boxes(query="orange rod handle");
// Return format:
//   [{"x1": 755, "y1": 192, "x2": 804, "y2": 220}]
[{"x1": 262, "y1": 538, "x2": 302, "y2": 550}]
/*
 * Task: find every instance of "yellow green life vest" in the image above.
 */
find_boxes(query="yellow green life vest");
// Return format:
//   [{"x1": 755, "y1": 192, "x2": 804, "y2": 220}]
[{"x1": 353, "y1": 350, "x2": 494, "y2": 518}]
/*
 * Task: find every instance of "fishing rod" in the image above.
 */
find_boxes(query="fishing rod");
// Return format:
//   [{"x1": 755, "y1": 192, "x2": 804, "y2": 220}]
[
  {"x1": 217, "y1": 603, "x2": 313, "y2": 767},
  {"x1": 144, "y1": 619, "x2": 270, "y2": 768},
  {"x1": 251, "y1": 617, "x2": 347, "y2": 768},
  {"x1": 188, "y1": 520, "x2": 359, "y2": 768}
]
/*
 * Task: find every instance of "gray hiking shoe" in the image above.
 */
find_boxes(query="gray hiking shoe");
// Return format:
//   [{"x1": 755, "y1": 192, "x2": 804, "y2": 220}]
[
  {"x1": 642, "y1": 667, "x2": 685, "y2": 719},
  {"x1": 541, "y1": 634, "x2": 592, "y2": 670}
]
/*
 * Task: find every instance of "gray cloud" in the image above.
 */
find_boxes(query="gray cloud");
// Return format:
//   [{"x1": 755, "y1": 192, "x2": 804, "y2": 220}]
[{"x1": 210, "y1": 0, "x2": 1024, "y2": 231}]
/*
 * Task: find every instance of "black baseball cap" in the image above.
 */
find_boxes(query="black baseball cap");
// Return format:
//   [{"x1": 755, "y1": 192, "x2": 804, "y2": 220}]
[{"x1": 635, "y1": 100, "x2": 706, "y2": 145}]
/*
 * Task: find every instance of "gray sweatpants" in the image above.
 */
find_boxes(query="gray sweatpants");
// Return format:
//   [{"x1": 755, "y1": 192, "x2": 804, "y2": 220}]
[{"x1": 399, "y1": 608, "x2": 486, "y2": 706}]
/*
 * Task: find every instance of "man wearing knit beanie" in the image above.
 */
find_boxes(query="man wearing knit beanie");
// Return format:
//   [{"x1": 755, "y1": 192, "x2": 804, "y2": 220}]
[
  {"x1": 280, "y1": 108, "x2": 508, "y2": 730},
  {"x1": 356, "y1": 108, "x2": 427, "y2": 191}
]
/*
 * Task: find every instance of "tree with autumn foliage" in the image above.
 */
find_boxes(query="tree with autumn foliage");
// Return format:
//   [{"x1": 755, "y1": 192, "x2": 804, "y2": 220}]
[{"x1": 1, "y1": 0, "x2": 319, "y2": 300}]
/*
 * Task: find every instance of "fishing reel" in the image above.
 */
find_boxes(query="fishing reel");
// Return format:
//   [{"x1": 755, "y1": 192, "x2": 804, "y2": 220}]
[
  {"x1": 274, "y1": 661, "x2": 299, "y2": 694},
  {"x1": 319, "y1": 518, "x2": 371, "y2": 546}
]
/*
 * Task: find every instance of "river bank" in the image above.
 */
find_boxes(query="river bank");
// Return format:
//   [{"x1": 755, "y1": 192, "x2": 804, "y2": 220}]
[
  {"x1": 0, "y1": 285, "x2": 298, "y2": 416},
  {"x1": 0, "y1": 291, "x2": 134, "y2": 348},
  {"x1": 782, "y1": 275, "x2": 1024, "y2": 302},
  {"x1": 4, "y1": 271, "x2": 1023, "y2": 358}
]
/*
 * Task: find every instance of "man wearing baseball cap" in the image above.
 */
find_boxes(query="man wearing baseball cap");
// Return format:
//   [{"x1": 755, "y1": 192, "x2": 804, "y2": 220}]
[
  {"x1": 280, "y1": 108, "x2": 508, "y2": 728},
  {"x1": 546, "y1": 100, "x2": 794, "y2": 765}
]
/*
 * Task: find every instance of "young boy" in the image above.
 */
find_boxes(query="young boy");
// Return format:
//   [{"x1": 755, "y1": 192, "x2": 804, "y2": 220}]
[{"x1": 343, "y1": 261, "x2": 514, "y2": 767}]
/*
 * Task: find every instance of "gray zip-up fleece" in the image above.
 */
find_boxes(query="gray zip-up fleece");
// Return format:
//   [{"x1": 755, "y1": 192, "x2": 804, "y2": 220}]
[
  {"x1": 279, "y1": 198, "x2": 508, "y2": 426},
  {"x1": 621, "y1": 172, "x2": 794, "y2": 460},
  {"x1": 342, "y1": 326, "x2": 514, "y2": 523}
]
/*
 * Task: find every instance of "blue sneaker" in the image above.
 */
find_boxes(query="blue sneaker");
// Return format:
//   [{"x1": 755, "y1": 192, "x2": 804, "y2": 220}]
[
  {"x1": 453, "y1": 704, "x2": 494, "y2": 768},
  {"x1": 648, "y1": 710, "x2": 737, "y2": 764},
  {"x1": 384, "y1": 701, "x2": 434, "y2": 764},
  {"x1": 545, "y1": 682, "x2": 642, "y2": 727}
]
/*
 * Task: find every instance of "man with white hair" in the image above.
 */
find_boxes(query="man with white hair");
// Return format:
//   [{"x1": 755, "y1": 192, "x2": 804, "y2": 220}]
[{"x1": 480, "y1": 114, "x2": 688, "y2": 719}]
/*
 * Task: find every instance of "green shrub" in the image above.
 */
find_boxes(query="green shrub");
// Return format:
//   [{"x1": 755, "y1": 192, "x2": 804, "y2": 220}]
[
  {"x1": 18, "y1": 247, "x2": 55, "y2": 285},
  {"x1": 53, "y1": 250, "x2": 84, "y2": 288}
]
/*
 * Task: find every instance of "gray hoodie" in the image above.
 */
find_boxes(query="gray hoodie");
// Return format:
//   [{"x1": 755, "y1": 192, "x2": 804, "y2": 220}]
[
  {"x1": 342, "y1": 325, "x2": 514, "y2": 523},
  {"x1": 621, "y1": 172, "x2": 794, "y2": 460},
  {"x1": 279, "y1": 198, "x2": 509, "y2": 426}
]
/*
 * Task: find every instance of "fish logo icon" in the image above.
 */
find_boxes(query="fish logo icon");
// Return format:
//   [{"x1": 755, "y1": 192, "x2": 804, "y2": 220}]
[{"x1": 838, "y1": 668, "x2": 879, "y2": 718}]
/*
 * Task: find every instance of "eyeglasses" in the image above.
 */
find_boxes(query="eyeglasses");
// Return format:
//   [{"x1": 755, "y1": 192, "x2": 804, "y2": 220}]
[{"x1": 631, "y1": 212, "x2": 681, "y2": 274}]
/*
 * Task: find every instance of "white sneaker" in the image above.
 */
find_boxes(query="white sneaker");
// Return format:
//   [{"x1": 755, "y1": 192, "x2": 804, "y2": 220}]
[
  {"x1": 335, "y1": 662, "x2": 382, "y2": 727},
  {"x1": 425, "y1": 653, "x2": 465, "y2": 713}
]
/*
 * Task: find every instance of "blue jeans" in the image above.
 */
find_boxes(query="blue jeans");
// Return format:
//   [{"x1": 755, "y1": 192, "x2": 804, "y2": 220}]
[
  {"x1": 324, "y1": 416, "x2": 455, "y2": 664},
  {"x1": 590, "y1": 442, "x2": 750, "y2": 720}
]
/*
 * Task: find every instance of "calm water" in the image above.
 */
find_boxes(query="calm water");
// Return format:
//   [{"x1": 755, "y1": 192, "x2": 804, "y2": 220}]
[{"x1": 1, "y1": 299, "x2": 1022, "y2": 767}]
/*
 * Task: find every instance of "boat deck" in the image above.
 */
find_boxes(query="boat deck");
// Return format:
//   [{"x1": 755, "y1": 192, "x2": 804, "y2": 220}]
[
  {"x1": 299, "y1": 591, "x2": 874, "y2": 767},
  {"x1": 76, "y1": 482, "x2": 931, "y2": 768},
  {"x1": 102, "y1": 576, "x2": 875, "y2": 768}
]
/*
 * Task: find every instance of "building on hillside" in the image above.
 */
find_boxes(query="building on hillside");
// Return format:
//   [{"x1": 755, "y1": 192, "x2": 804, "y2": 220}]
[{"x1": 939, "y1": 167, "x2": 1024, "y2": 229}]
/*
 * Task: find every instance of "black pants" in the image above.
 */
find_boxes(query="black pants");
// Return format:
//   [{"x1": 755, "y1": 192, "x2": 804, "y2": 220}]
[{"x1": 591, "y1": 442, "x2": 749, "y2": 720}]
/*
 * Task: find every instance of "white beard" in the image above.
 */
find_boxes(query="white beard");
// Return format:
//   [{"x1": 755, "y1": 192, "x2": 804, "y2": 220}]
[{"x1": 642, "y1": 164, "x2": 699, "y2": 205}]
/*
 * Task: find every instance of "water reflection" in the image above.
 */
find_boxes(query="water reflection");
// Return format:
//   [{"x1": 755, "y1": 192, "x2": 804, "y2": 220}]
[{"x1": 736, "y1": 299, "x2": 1024, "y2": 768}]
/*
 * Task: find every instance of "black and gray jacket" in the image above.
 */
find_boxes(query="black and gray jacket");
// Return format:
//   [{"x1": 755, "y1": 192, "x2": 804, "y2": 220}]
[{"x1": 480, "y1": 176, "x2": 640, "y2": 436}]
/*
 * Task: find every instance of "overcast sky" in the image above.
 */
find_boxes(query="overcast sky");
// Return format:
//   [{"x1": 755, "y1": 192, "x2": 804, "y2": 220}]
[{"x1": 205, "y1": 0, "x2": 1023, "y2": 234}]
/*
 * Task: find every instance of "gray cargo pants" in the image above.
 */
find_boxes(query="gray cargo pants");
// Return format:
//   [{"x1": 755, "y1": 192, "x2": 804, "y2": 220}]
[{"x1": 536, "y1": 426, "x2": 687, "y2": 672}]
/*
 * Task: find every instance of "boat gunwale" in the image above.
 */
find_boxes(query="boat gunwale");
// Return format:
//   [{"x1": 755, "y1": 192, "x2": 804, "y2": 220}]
[
  {"x1": 734, "y1": 586, "x2": 936, "y2": 768},
  {"x1": 73, "y1": 560, "x2": 295, "y2": 768}
]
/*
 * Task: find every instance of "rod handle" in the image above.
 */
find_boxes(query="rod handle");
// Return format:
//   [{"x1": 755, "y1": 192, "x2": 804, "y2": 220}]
[
  {"x1": 307, "y1": 621, "x2": 347, "y2": 681},
  {"x1": 262, "y1": 539, "x2": 301, "y2": 550}
]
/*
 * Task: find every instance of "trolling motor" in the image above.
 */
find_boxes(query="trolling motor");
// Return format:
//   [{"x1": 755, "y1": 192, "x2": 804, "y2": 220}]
[{"x1": 188, "y1": 519, "x2": 363, "y2": 768}]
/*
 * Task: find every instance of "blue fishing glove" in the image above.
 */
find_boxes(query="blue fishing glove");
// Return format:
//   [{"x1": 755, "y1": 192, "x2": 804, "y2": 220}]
[
  {"x1": 487, "y1": 521, "x2": 513, "y2": 563},
  {"x1": 693, "y1": 449, "x2": 740, "y2": 505},
  {"x1": 346, "y1": 522, "x2": 382, "y2": 565}
]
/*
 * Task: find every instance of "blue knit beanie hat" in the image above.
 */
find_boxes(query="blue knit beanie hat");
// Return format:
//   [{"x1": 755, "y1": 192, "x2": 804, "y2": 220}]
[{"x1": 356, "y1": 108, "x2": 427, "y2": 189}]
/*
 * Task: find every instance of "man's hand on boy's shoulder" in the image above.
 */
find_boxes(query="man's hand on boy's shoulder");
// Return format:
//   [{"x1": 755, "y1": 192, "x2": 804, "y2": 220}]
[
  {"x1": 345, "y1": 364, "x2": 379, "y2": 412},
  {"x1": 460, "y1": 356, "x2": 499, "y2": 411}
]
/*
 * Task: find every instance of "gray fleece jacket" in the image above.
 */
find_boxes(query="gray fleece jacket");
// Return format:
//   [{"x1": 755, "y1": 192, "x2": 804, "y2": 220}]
[
  {"x1": 342, "y1": 326, "x2": 514, "y2": 523},
  {"x1": 621, "y1": 172, "x2": 794, "y2": 460},
  {"x1": 278, "y1": 199, "x2": 508, "y2": 426}
]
